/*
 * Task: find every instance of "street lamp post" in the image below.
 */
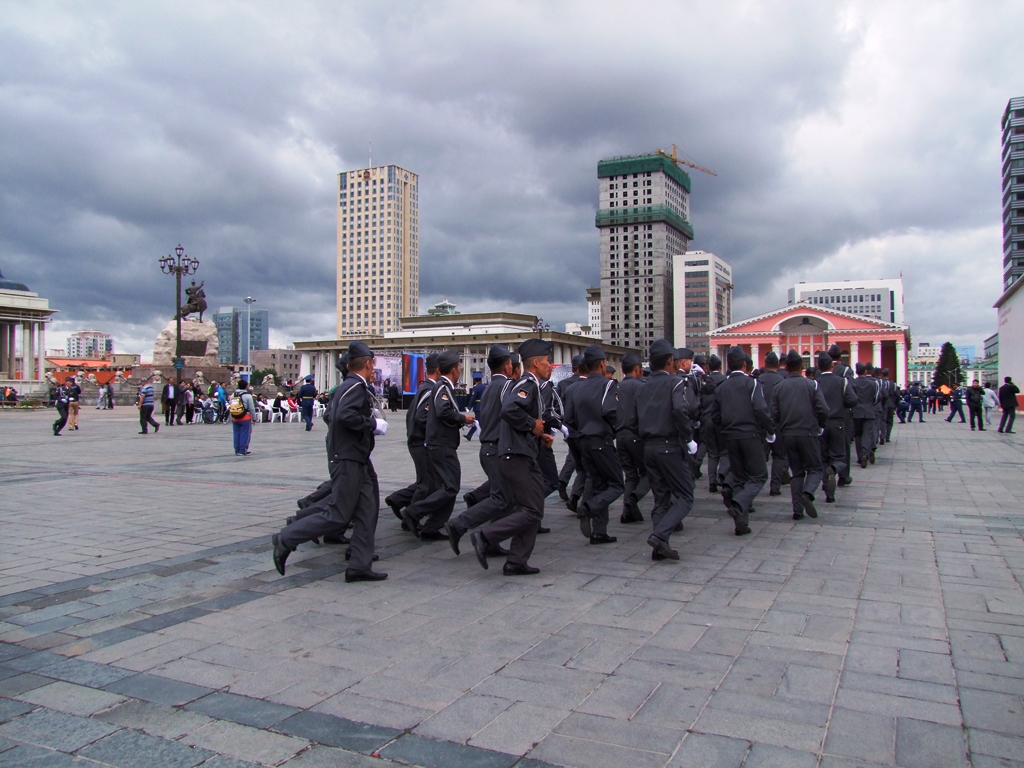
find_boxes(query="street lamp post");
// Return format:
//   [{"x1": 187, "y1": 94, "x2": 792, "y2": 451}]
[
  {"x1": 243, "y1": 296, "x2": 256, "y2": 373},
  {"x1": 158, "y1": 245, "x2": 200, "y2": 373}
]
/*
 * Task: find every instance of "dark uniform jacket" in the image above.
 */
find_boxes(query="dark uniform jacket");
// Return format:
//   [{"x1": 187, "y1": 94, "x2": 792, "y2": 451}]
[
  {"x1": 326, "y1": 373, "x2": 375, "y2": 463},
  {"x1": 557, "y1": 374, "x2": 584, "y2": 438},
  {"x1": 676, "y1": 370, "x2": 702, "y2": 420},
  {"x1": 700, "y1": 371, "x2": 727, "y2": 423},
  {"x1": 635, "y1": 370, "x2": 693, "y2": 444},
  {"x1": 564, "y1": 374, "x2": 617, "y2": 439},
  {"x1": 406, "y1": 378, "x2": 436, "y2": 445},
  {"x1": 852, "y1": 375, "x2": 881, "y2": 418},
  {"x1": 500, "y1": 372, "x2": 543, "y2": 457},
  {"x1": 615, "y1": 376, "x2": 645, "y2": 436},
  {"x1": 999, "y1": 381, "x2": 1020, "y2": 409},
  {"x1": 758, "y1": 369, "x2": 786, "y2": 408},
  {"x1": 769, "y1": 375, "x2": 830, "y2": 436},
  {"x1": 539, "y1": 379, "x2": 564, "y2": 432},
  {"x1": 426, "y1": 376, "x2": 468, "y2": 448},
  {"x1": 298, "y1": 382, "x2": 317, "y2": 402},
  {"x1": 711, "y1": 371, "x2": 773, "y2": 439},
  {"x1": 817, "y1": 371, "x2": 858, "y2": 419},
  {"x1": 478, "y1": 374, "x2": 513, "y2": 443}
]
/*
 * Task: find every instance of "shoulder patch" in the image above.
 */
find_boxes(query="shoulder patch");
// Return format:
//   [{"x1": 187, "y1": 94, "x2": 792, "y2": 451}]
[
  {"x1": 518, "y1": 390, "x2": 528, "y2": 398},
  {"x1": 441, "y1": 394, "x2": 449, "y2": 400}
]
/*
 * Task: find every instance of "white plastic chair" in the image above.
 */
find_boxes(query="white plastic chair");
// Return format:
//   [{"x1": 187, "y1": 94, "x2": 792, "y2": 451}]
[
  {"x1": 270, "y1": 406, "x2": 285, "y2": 423},
  {"x1": 258, "y1": 402, "x2": 272, "y2": 423}
]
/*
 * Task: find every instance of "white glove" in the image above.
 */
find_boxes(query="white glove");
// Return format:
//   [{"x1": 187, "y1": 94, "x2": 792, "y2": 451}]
[
  {"x1": 373, "y1": 418, "x2": 388, "y2": 436},
  {"x1": 687, "y1": 440, "x2": 698, "y2": 455},
  {"x1": 766, "y1": 433, "x2": 776, "y2": 444},
  {"x1": 816, "y1": 427, "x2": 824, "y2": 436},
  {"x1": 560, "y1": 425, "x2": 570, "y2": 440}
]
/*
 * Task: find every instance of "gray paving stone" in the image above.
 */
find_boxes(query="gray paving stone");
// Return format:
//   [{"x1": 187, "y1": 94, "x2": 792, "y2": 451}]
[
  {"x1": 968, "y1": 727, "x2": 1024, "y2": 762},
  {"x1": 379, "y1": 734, "x2": 518, "y2": 768},
  {"x1": 0, "y1": 673, "x2": 52, "y2": 698},
  {"x1": 95, "y1": 699, "x2": 216, "y2": 740},
  {"x1": 0, "y1": 697, "x2": 35, "y2": 723},
  {"x1": 0, "y1": 707, "x2": 119, "y2": 752},
  {"x1": 894, "y1": 717, "x2": 969, "y2": 768},
  {"x1": 182, "y1": 719, "x2": 309, "y2": 766},
  {"x1": 1, "y1": 650, "x2": 64, "y2": 673},
  {"x1": 103, "y1": 671, "x2": 214, "y2": 706},
  {"x1": 958, "y1": 687, "x2": 1024, "y2": 736},
  {"x1": 415, "y1": 693, "x2": 514, "y2": 743},
  {"x1": 822, "y1": 706, "x2": 895, "y2": 764},
  {"x1": 666, "y1": 732, "x2": 749, "y2": 767},
  {"x1": 16, "y1": 681, "x2": 126, "y2": 716},
  {"x1": 78, "y1": 728, "x2": 217, "y2": 768},
  {"x1": 34, "y1": 657, "x2": 135, "y2": 687},
  {"x1": 0, "y1": 743, "x2": 81, "y2": 767},
  {"x1": 274, "y1": 710, "x2": 401, "y2": 753},
  {"x1": 742, "y1": 742, "x2": 819, "y2": 768},
  {"x1": 278, "y1": 744, "x2": 403, "y2": 767},
  {"x1": 186, "y1": 691, "x2": 299, "y2": 729},
  {"x1": 195, "y1": 757, "x2": 266, "y2": 768},
  {"x1": 528, "y1": 732, "x2": 666, "y2": 768}
]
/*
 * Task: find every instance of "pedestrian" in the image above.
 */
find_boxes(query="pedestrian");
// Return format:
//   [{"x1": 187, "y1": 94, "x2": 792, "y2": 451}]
[
  {"x1": 175, "y1": 379, "x2": 187, "y2": 425},
  {"x1": 162, "y1": 380, "x2": 176, "y2": 426},
  {"x1": 388, "y1": 381, "x2": 400, "y2": 413},
  {"x1": 273, "y1": 340, "x2": 389, "y2": 582},
  {"x1": 945, "y1": 386, "x2": 967, "y2": 424},
  {"x1": 758, "y1": 352, "x2": 790, "y2": 496},
  {"x1": 136, "y1": 376, "x2": 160, "y2": 434},
  {"x1": 815, "y1": 352, "x2": 857, "y2": 502},
  {"x1": 95, "y1": 385, "x2": 106, "y2": 409},
  {"x1": 106, "y1": 381, "x2": 115, "y2": 410},
  {"x1": 769, "y1": 351, "x2": 829, "y2": 520},
  {"x1": 966, "y1": 379, "x2": 985, "y2": 431},
  {"x1": 229, "y1": 380, "x2": 256, "y2": 455},
  {"x1": 469, "y1": 338, "x2": 553, "y2": 576},
  {"x1": 465, "y1": 371, "x2": 485, "y2": 441},
  {"x1": 65, "y1": 377, "x2": 82, "y2": 430},
  {"x1": 852, "y1": 363, "x2": 881, "y2": 468},
  {"x1": 711, "y1": 346, "x2": 774, "y2": 535},
  {"x1": 52, "y1": 377, "x2": 73, "y2": 436},
  {"x1": 184, "y1": 384, "x2": 196, "y2": 425},
  {"x1": 298, "y1": 375, "x2": 317, "y2": 431},
  {"x1": 633, "y1": 339, "x2": 697, "y2": 560},
  {"x1": 983, "y1": 383, "x2": 998, "y2": 426},
  {"x1": 882, "y1": 369, "x2": 896, "y2": 442},
  {"x1": 998, "y1": 376, "x2": 1020, "y2": 433},
  {"x1": 906, "y1": 380, "x2": 926, "y2": 423},
  {"x1": 615, "y1": 352, "x2": 649, "y2": 524}
]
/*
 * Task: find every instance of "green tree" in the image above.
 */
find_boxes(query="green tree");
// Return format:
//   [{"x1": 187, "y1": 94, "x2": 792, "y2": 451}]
[
  {"x1": 249, "y1": 367, "x2": 277, "y2": 386},
  {"x1": 933, "y1": 342, "x2": 962, "y2": 388}
]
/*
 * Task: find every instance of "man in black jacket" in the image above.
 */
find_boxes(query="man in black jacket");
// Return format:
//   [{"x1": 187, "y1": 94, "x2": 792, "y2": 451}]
[
  {"x1": 711, "y1": 346, "x2": 774, "y2": 535},
  {"x1": 758, "y1": 352, "x2": 790, "y2": 496},
  {"x1": 615, "y1": 352, "x2": 649, "y2": 524},
  {"x1": 470, "y1": 338, "x2": 553, "y2": 575},
  {"x1": 273, "y1": 340, "x2": 388, "y2": 582},
  {"x1": 770, "y1": 351, "x2": 830, "y2": 520},
  {"x1": 701, "y1": 355, "x2": 728, "y2": 493},
  {"x1": 563, "y1": 344, "x2": 622, "y2": 545},
  {"x1": 385, "y1": 354, "x2": 439, "y2": 519},
  {"x1": 966, "y1": 379, "x2": 986, "y2": 431},
  {"x1": 403, "y1": 350, "x2": 475, "y2": 540},
  {"x1": 557, "y1": 355, "x2": 587, "y2": 510},
  {"x1": 852, "y1": 363, "x2": 881, "y2": 468},
  {"x1": 815, "y1": 352, "x2": 858, "y2": 502},
  {"x1": 998, "y1": 376, "x2": 1019, "y2": 433}
]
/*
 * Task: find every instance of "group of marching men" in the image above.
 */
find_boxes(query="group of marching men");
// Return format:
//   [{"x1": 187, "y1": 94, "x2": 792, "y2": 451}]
[{"x1": 271, "y1": 337, "x2": 896, "y2": 581}]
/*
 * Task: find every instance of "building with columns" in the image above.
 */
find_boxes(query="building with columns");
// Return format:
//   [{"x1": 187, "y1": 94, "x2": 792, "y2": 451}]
[
  {"x1": 709, "y1": 302, "x2": 910, "y2": 386},
  {"x1": 0, "y1": 269, "x2": 56, "y2": 388},
  {"x1": 293, "y1": 311, "x2": 633, "y2": 394}
]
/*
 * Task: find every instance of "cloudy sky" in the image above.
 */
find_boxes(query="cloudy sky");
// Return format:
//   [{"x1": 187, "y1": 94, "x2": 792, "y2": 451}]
[{"x1": 2, "y1": 0, "x2": 1019, "y2": 361}]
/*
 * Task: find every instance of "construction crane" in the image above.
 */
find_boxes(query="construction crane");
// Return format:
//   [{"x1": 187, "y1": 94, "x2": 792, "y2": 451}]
[{"x1": 656, "y1": 144, "x2": 717, "y2": 176}]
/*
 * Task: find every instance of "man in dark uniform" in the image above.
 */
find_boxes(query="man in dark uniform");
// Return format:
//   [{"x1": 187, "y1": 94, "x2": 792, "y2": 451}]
[
  {"x1": 828, "y1": 344, "x2": 856, "y2": 486},
  {"x1": 615, "y1": 352, "x2": 648, "y2": 524},
  {"x1": 769, "y1": 351, "x2": 829, "y2": 520},
  {"x1": 465, "y1": 371, "x2": 485, "y2": 441},
  {"x1": 537, "y1": 376, "x2": 564, "y2": 503},
  {"x1": 815, "y1": 352, "x2": 858, "y2": 503},
  {"x1": 385, "y1": 354, "x2": 439, "y2": 520},
  {"x1": 701, "y1": 354, "x2": 728, "y2": 493},
  {"x1": 298, "y1": 375, "x2": 317, "y2": 431},
  {"x1": 563, "y1": 344, "x2": 621, "y2": 545},
  {"x1": 52, "y1": 378, "x2": 72, "y2": 436},
  {"x1": 907, "y1": 380, "x2": 926, "y2": 423},
  {"x1": 758, "y1": 352, "x2": 790, "y2": 496},
  {"x1": 674, "y1": 348, "x2": 703, "y2": 480},
  {"x1": 470, "y1": 338, "x2": 553, "y2": 575},
  {"x1": 711, "y1": 346, "x2": 774, "y2": 535},
  {"x1": 403, "y1": 350, "x2": 474, "y2": 540},
  {"x1": 272, "y1": 340, "x2": 388, "y2": 582},
  {"x1": 852, "y1": 363, "x2": 881, "y2": 468},
  {"x1": 882, "y1": 369, "x2": 897, "y2": 442},
  {"x1": 633, "y1": 339, "x2": 696, "y2": 560},
  {"x1": 446, "y1": 345, "x2": 517, "y2": 557},
  {"x1": 873, "y1": 367, "x2": 888, "y2": 446},
  {"x1": 556, "y1": 355, "x2": 586, "y2": 507}
]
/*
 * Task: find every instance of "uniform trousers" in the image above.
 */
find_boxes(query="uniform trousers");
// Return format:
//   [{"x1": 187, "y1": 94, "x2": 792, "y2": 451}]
[
  {"x1": 139, "y1": 405, "x2": 159, "y2": 433},
  {"x1": 703, "y1": 420, "x2": 729, "y2": 488},
  {"x1": 408, "y1": 445, "x2": 460, "y2": 533},
  {"x1": 537, "y1": 443, "x2": 560, "y2": 497},
  {"x1": 767, "y1": 439, "x2": 790, "y2": 494},
  {"x1": 969, "y1": 405, "x2": 984, "y2": 430},
  {"x1": 725, "y1": 436, "x2": 767, "y2": 526},
  {"x1": 819, "y1": 418, "x2": 848, "y2": 484},
  {"x1": 451, "y1": 444, "x2": 515, "y2": 533},
  {"x1": 999, "y1": 407, "x2": 1016, "y2": 433},
  {"x1": 616, "y1": 433, "x2": 649, "y2": 514},
  {"x1": 644, "y1": 440, "x2": 693, "y2": 546},
  {"x1": 559, "y1": 440, "x2": 587, "y2": 500},
  {"x1": 852, "y1": 418, "x2": 875, "y2": 463},
  {"x1": 53, "y1": 404, "x2": 69, "y2": 435},
  {"x1": 578, "y1": 435, "x2": 624, "y2": 536},
  {"x1": 481, "y1": 454, "x2": 545, "y2": 566},
  {"x1": 783, "y1": 435, "x2": 823, "y2": 515},
  {"x1": 301, "y1": 401, "x2": 314, "y2": 430},
  {"x1": 907, "y1": 400, "x2": 925, "y2": 422},
  {"x1": 387, "y1": 443, "x2": 432, "y2": 511},
  {"x1": 885, "y1": 407, "x2": 896, "y2": 441},
  {"x1": 279, "y1": 458, "x2": 379, "y2": 572},
  {"x1": 840, "y1": 412, "x2": 854, "y2": 481},
  {"x1": 297, "y1": 479, "x2": 332, "y2": 511},
  {"x1": 945, "y1": 401, "x2": 966, "y2": 423}
]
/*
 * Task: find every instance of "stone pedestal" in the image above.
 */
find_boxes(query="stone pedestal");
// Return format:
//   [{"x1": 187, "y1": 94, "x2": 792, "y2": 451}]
[{"x1": 153, "y1": 319, "x2": 220, "y2": 369}]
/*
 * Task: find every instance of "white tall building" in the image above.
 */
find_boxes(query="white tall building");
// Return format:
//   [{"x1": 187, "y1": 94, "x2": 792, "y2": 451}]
[
  {"x1": 672, "y1": 251, "x2": 733, "y2": 355},
  {"x1": 787, "y1": 278, "x2": 904, "y2": 325},
  {"x1": 586, "y1": 287, "x2": 601, "y2": 332},
  {"x1": 597, "y1": 153, "x2": 694, "y2": 348},
  {"x1": 336, "y1": 164, "x2": 419, "y2": 337},
  {"x1": 66, "y1": 329, "x2": 113, "y2": 359}
]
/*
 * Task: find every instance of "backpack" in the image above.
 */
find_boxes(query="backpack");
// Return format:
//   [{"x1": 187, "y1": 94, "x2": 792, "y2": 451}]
[{"x1": 229, "y1": 393, "x2": 247, "y2": 419}]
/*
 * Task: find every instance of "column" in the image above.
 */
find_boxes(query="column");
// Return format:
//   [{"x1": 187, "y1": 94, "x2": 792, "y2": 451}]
[
  {"x1": 298, "y1": 351, "x2": 311, "y2": 380},
  {"x1": 895, "y1": 340, "x2": 906, "y2": 388},
  {"x1": 0, "y1": 323, "x2": 7, "y2": 378},
  {"x1": 772, "y1": 343, "x2": 781, "y2": 358},
  {"x1": 27, "y1": 322, "x2": 36, "y2": 380},
  {"x1": 7, "y1": 324, "x2": 16, "y2": 378},
  {"x1": 750, "y1": 343, "x2": 760, "y2": 369},
  {"x1": 849, "y1": 341, "x2": 859, "y2": 367},
  {"x1": 872, "y1": 340, "x2": 882, "y2": 368},
  {"x1": 37, "y1": 324, "x2": 45, "y2": 381},
  {"x1": 20, "y1": 323, "x2": 29, "y2": 380}
]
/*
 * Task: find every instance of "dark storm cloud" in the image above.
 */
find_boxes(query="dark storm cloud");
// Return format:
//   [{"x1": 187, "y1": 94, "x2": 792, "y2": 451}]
[{"x1": 0, "y1": 1, "x2": 1019, "y2": 356}]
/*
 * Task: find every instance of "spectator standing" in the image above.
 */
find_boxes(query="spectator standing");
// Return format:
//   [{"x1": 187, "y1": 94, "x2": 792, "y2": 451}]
[
  {"x1": 965, "y1": 380, "x2": 985, "y2": 431},
  {"x1": 136, "y1": 377, "x2": 160, "y2": 434},
  {"x1": 95, "y1": 386, "x2": 106, "y2": 409},
  {"x1": 175, "y1": 379, "x2": 187, "y2": 425},
  {"x1": 983, "y1": 384, "x2": 998, "y2": 426},
  {"x1": 229, "y1": 381, "x2": 256, "y2": 455},
  {"x1": 184, "y1": 384, "x2": 196, "y2": 424},
  {"x1": 215, "y1": 381, "x2": 228, "y2": 422},
  {"x1": 162, "y1": 380, "x2": 176, "y2": 425},
  {"x1": 998, "y1": 376, "x2": 1020, "y2": 433}
]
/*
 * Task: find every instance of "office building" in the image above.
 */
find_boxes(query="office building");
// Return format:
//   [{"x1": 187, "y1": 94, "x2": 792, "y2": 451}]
[
  {"x1": 336, "y1": 164, "x2": 419, "y2": 337},
  {"x1": 787, "y1": 278, "x2": 904, "y2": 324},
  {"x1": 249, "y1": 348, "x2": 303, "y2": 382},
  {"x1": 672, "y1": 251, "x2": 732, "y2": 355},
  {"x1": 214, "y1": 307, "x2": 269, "y2": 365},
  {"x1": 1002, "y1": 97, "x2": 1024, "y2": 290},
  {"x1": 586, "y1": 287, "x2": 601, "y2": 332},
  {"x1": 597, "y1": 153, "x2": 694, "y2": 348},
  {"x1": 66, "y1": 329, "x2": 113, "y2": 359}
]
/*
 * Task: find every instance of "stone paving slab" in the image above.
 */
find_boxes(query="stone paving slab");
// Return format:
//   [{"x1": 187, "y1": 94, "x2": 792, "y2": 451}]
[{"x1": 1, "y1": 408, "x2": 1023, "y2": 766}]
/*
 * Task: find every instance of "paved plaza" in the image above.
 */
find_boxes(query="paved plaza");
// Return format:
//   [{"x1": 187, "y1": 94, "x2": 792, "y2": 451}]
[{"x1": 0, "y1": 407, "x2": 1023, "y2": 767}]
